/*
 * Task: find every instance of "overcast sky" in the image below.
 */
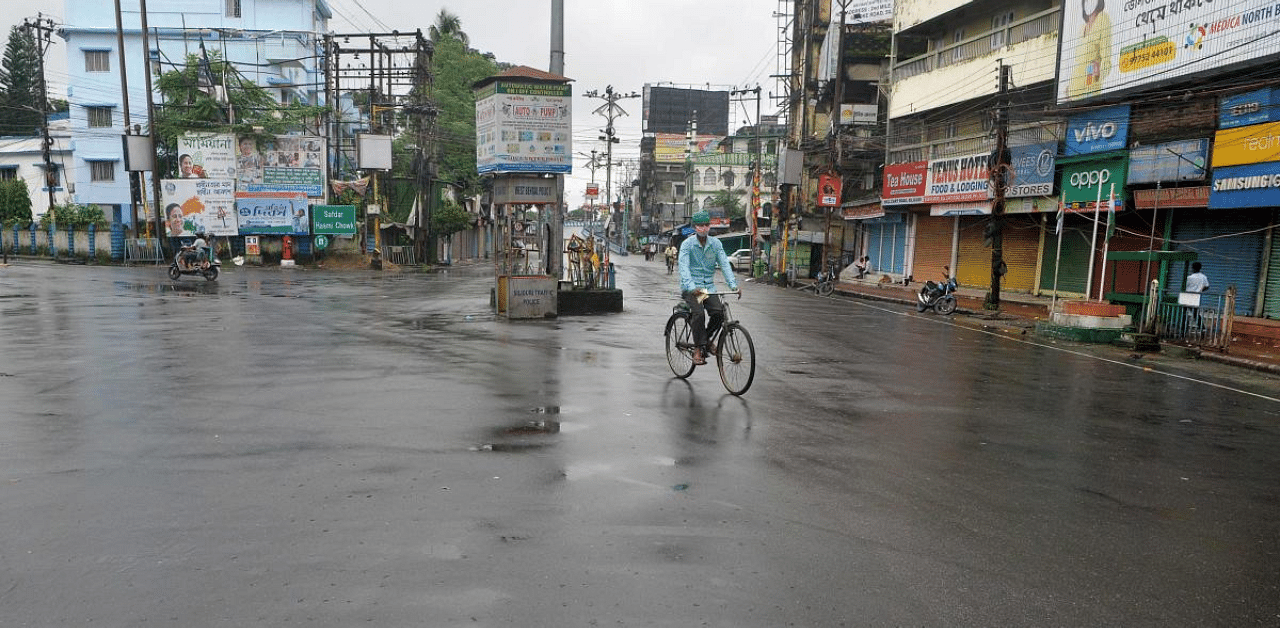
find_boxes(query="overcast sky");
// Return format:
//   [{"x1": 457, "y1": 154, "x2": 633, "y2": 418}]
[{"x1": 3, "y1": 0, "x2": 785, "y2": 205}]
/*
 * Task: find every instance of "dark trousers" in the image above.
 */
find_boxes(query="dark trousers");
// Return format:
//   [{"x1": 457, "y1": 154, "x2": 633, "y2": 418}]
[{"x1": 682, "y1": 292, "x2": 725, "y2": 349}]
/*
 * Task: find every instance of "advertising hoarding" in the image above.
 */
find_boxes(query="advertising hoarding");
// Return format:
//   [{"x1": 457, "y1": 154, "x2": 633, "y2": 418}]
[
  {"x1": 161, "y1": 178, "x2": 238, "y2": 237},
  {"x1": 235, "y1": 192, "x2": 310, "y2": 235},
  {"x1": 1212, "y1": 121, "x2": 1280, "y2": 168},
  {"x1": 653, "y1": 132, "x2": 724, "y2": 163},
  {"x1": 1063, "y1": 105, "x2": 1130, "y2": 156},
  {"x1": 1128, "y1": 138, "x2": 1208, "y2": 183},
  {"x1": 642, "y1": 85, "x2": 730, "y2": 136},
  {"x1": 475, "y1": 81, "x2": 573, "y2": 174},
  {"x1": 1208, "y1": 161, "x2": 1280, "y2": 209},
  {"x1": 178, "y1": 133, "x2": 326, "y2": 197},
  {"x1": 1007, "y1": 142, "x2": 1057, "y2": 197},
  {"x1": 1220, "y1": 87, "x2": 1280, "y2": 129},
  {"x1": 1059, "y1": 156, "x2": 1129, "y2": 211},
  {"x1": 1058, "y1": 0, "x2": 1280, "y2": 104}
]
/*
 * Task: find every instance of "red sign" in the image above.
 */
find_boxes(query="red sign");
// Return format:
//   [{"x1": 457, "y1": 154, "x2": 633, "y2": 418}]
[
  {"x1": 585, "y1": 184, "x2": 599, "y2": 197},
  {"x1": 818, "y1": 173, "x2": 842, "y2": 207},
  {"x1": 881, "y1": 161, "x2": 927, "y2": 205},
  {"x1": 1133, "y1": 186, "x2": 1208, "y2": 209}
]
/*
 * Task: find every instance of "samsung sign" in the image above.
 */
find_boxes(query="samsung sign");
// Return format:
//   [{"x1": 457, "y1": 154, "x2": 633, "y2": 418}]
[
  {"x1": 1063, "y1": 105, "x2": 1130, "y2": 156},
  {"x1": 1209, "y1": 162, "x2": 1280, "y2": 209}
]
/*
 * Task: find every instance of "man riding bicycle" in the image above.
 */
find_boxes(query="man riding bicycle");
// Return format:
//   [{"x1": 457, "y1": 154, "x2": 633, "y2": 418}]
[{"x1": 678, "y1": 210, "x2": 738, "y2": 365}]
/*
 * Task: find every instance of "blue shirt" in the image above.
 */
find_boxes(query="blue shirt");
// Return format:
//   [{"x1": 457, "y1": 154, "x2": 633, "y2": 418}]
[{"x1": 678, "y1": 235, "x2": 737, "y2": 293}]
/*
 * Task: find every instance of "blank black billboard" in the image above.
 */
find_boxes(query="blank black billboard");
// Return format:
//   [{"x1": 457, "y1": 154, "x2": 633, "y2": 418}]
[{"x1": 643, "y1": 86, "x2": 730, "y2": 136}]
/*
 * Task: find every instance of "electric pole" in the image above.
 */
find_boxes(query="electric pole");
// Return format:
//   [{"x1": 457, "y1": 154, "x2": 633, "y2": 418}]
[
  {"x1": 986, "y1": 62, "x2": 1012, "y2": 309},
  {"x1": 584, "y1": 85, "x2": 639, "y2": 245},
  {"x1": 24, "y1": 15, "x2": 57, "y2": 222}
]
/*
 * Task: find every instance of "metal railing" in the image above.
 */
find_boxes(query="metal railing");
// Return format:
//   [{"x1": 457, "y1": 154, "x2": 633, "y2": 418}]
[
  {"x1": 381, "y1": 245, "x2": 416, "y2": 266},
  {"x1": 893, "y1": 9, "x2": 1061, "y2": 81},
  {"x1": 1146, "y1": 284, "x2": 1236, "y2": 351},
  {"x1": 124, "y1": 238, "x2": 164, "y2": 265}
]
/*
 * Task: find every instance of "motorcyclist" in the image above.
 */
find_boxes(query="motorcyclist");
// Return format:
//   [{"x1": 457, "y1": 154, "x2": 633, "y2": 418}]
[{"x1": 182, "y1": 232, "x2": 208, "y2": 269}]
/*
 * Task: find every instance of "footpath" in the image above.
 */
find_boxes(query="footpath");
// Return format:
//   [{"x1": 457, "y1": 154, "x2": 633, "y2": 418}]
[{"x1": 783, "y1": 274, "x2": 1280, "y2": 376}]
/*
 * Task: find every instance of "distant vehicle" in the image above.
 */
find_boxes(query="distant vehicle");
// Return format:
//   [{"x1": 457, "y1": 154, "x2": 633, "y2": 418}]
[{"x1": 727, "y1": 248, "x2": 752, "y2": 271}]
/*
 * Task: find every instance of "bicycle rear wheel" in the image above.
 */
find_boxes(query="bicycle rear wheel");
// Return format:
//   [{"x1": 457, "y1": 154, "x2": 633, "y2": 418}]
[
  {"x1": 665, "y1": 312, "x2": 697, "y2": 378},
  {"x1": 817, "y1": 279, "x2": 834, "y2": 296},
  {"x1": 716, "y1": 323, "x2": 756, "y2": 395}
]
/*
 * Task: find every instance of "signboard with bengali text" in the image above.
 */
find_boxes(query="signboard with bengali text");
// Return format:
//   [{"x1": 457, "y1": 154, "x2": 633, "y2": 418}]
[
  {"x1": 161, "y1": 178, "x2": 238, "y2": 237},
  {"x1": 475, "y1": 81, "x2": 572, "y2": 174}
]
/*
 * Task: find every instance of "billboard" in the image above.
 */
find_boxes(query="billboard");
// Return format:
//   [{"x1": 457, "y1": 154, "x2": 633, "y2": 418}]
[
  {"x1": 653, "y1": 132, "x2": 724, "y2": 163},
  {"x1": 642, "y1": 85, "x2": 730, "y2": 136},
  {"x1": 161, "y1": 178, "x2": 238, "y2": 237},
  {"x1": 1063, "y1": 105, "x2": 1130, "y2": 156},
  {"x1": 881, "y1": 161, "x2": 927, "y2": 205},
  {"x1": 475, "y1": 80, "x2": 572, "y2": 174},
  {"x1": 178, "y1": 133, "x2": 327, "y2": 197},
  {"x1": 924, "y1": 152, "x2": 991, "y2": 204},
  {"x1": 1007, "y1": 142, "x2": 1057, "y2": 197},
  {"x1": 1128, "y1": 138, "x2": 1208, "y2": 183},
  {"x1": 1059, "y1": 156, "x2": 1128, "y2": 211},
  {"x1": 833, "y1": 0, "x2": 893, "y2": 23},
  {"x1": 1058, "y1": 0, "x2": 1280, "y2": 104},
  {"x1": 235, "y1": 192, "x2": 310, "y2": 235},
  {"x1": 1220, "y1": 87, "x2": 1280, "y2": 129}
]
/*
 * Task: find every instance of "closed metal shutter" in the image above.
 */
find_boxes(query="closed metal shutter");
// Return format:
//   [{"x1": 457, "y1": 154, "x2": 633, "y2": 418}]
[
  {"x1": 912, "y1": 215, "x2": 954, "y2": 283},
  {"x1": 1266, "y1": 226, "x2": 1280, "y2": 319},
  {"x1": 1001, "y1": 214, "x2": 1042, "y2": 293},
  {"x1": 1171, "y1": 209, "x2": 1265, "y2": 317},
  {"x1": 956, "y1": 217, "x2": 990, "y2": 289},
  {"x1": 866, "y1": 219, "x2": 907, "y2": 276},
  {"x1": 1039, "y1": 213, "x2": 1091, "y2": 297}
]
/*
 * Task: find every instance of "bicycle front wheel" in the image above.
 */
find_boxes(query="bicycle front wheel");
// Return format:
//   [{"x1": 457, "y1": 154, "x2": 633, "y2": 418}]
[
  {"x1": 817, "y1": 279, "x2": 834, "y2": 296},
  {"x1": 665, "y1": 312, "x2": 697, "y2": 378},
  {"x1": 716, "y1": 323, "x2": 756, "y2": 395}
]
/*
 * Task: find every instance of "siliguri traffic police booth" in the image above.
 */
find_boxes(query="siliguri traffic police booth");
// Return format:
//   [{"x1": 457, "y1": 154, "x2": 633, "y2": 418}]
[{"x1": 474, "y1": 67, "x2": 573, "y2": 319}]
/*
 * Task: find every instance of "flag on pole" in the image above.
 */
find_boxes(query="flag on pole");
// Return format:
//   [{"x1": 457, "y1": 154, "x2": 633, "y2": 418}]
[
  {"x1": 1105, "y1": 187, "x2": 1116, "y2": 240},
  {"x1": 1055, "y1": 203, "x2": 1064, "y2": 236}
]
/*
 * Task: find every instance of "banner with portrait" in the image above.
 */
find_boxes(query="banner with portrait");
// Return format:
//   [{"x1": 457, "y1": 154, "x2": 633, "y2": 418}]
[
  {"x1": 235, "y1": 192, "x2": 310, "y2": 235},
  {"x1": 161, "y1": 178, "x2": 238, "y2": 237}
]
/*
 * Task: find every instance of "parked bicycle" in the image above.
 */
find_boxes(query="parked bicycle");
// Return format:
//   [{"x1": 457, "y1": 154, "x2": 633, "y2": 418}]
[
  {"x1": 664, "y1": 290, "x2": 756, "y2": 395},
  {"x1": 813, "y1": 264, "x2": 837, "y2": 296}
]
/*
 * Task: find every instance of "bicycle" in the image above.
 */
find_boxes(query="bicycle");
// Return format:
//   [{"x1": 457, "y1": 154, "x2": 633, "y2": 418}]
[
  {"x1": 664, "y1": 290, "x2": 756, "y2": 395},
  {"x1": 813, "y1": 266, "x2": 836, "y2": 296}
]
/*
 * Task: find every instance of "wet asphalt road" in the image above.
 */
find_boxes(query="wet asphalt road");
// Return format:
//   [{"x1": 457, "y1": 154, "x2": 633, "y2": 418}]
[{"x1": 1, "y1": 258, "x2": 1278, "y2": 627}]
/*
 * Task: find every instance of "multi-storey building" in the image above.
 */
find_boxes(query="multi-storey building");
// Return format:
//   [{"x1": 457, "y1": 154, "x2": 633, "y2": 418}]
[{"x1": 56, "y1": 0, "x2": 330, "y2": 227}]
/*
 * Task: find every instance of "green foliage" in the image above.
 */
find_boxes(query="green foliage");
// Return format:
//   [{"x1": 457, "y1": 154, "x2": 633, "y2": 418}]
[
  {"x1": 709, "y1": 190, "x2": 745, "y2": 221},
  {"x1": 0, "y1": 26, "x2": 45, "y2": 136},
  {"x1": 152, "y1": 52, "x2": 326, "y2": 171},
  {"x1": 430, "y1": 202, "x2": 473, "y2": 237},
  {"x1": 428, "y1": 9, "x2": 469, "y2": 47},
  {"x1": 425, "y1": 37, "x2": 499, "y2": 197},
  {"x1": 40, "y1": 202, "x2": 105, "y2": 228},
  {"x1": 0, "y1": 178, "x2": 33, "y2": 225}
]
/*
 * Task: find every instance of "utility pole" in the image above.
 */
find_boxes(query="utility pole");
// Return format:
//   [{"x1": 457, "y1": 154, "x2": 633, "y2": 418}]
[
  {"x1": 986, "y1": 62, "x2": 1012, "y2": 309},
  {"x1": 685, "y1": 111, "x2": 698, "y2": 224},
  {"x1": 731, "y1": 86, "x2": 763, "y2": 265},
  {"x1": 139, "y1": 0, "x2": 166, "y2": 254},
  {"x1": 25, "y1": 16, "x2": 57, "y2": 223},
  {"x1": 584, "y1": 85, "x2": 639, "y2": 245}
]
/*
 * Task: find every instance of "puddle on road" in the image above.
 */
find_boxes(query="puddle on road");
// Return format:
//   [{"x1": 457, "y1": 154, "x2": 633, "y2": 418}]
[{"x1": 472, "y1": 408, "x2": 563, "y2": 452}]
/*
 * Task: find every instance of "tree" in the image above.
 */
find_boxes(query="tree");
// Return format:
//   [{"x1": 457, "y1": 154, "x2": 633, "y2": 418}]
[
  {"x1": 152, "y1": 51, "x2": 325, "y2": 173},
  {"x1": 709, "y1": 189, "x2": 745, "y2": 221},
  {"x1": 0, "y1": 25, "x2": 45, "y2": 137},
  {"x1": 430, "y1": 201, "x2": 473, "y2": 237},
  {"x1": 428, "y1": 9, "x2": 469, "y2": 47},
  {"x1": 424, "y1": 36, "x2": 499, "y2": 197},
  {"x1": 0, "y1": 178, "x2": 33, "y2": 225},
  {"x1": 39, "y1": 202, "x2": 104, "y2": 228}
]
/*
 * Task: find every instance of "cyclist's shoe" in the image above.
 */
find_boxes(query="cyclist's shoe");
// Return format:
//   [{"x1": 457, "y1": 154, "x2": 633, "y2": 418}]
[{"x1": 692, "y1": 349, "x2": 707, "y2": 365}]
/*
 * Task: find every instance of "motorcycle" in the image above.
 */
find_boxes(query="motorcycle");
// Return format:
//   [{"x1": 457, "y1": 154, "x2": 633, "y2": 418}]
[
  {"x1": 168, "y1": 247, "x2": 220, "y2": 282},
  {"x1": 917, "y1": 274, "x2": 958, "y2": 314}
]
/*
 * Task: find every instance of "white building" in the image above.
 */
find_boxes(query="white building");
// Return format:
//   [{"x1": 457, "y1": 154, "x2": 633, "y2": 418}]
[
  {"x1": 0, "y1": 115, "x2": 73, "y2": 220},
  {"x1": 54, "y1": 0, "x2": 330, "y2": 226}
]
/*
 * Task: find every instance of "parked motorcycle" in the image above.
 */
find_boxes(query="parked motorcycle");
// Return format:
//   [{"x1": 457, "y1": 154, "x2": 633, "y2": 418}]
[
  {"x1": 168, "y1": 246, "x2": 220, "y2": 282},
  {"x1": 917, "y1": 273, "x2": 958, "y2": 314}
]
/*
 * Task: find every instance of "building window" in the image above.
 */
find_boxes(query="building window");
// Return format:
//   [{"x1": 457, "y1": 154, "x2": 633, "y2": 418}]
[
  {"x1": 226, "y1": 0, "x2": 241, "y2": 18},
  {"x1": 0, "y1": 167, "x2": 16, "y2": 180},
  {"x1": 702, "y1": 168, "x2": 716, "y2": 186},
  {"x1": 84, "y1": 50, "x2": 110, "y2": 72},
  {"x1": 87, "y1": 106, "x2": 113, "y2": 128},
  {"x1": 90, "y1": 161, "x2": 115, "y2": 182},
  {"x1": 722, "y1": 170, "x2": 736, "y2": 188},
  {"x1": 43, "y1": 166, "x2": 59, "y2": 189},
  {"x1": 991, "y1": 12, "x2": 1014, "y2": 49},
  {"x1": 672, "y1": 183, "x2": 685, "y2": 197},
  {"x1": 952, "y1": 28, "x2": 966, "y2": 61}
]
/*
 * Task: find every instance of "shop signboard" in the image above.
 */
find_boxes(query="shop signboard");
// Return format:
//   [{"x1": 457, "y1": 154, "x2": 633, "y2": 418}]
[
  {"x1": 881, "y1": 161, "x2": 927, "y2": 205},
  {"x1": 818, "y1": 173, "x2": 842, "y2": 207},
  {"x1": 1220, "y1": 87, "x2": 1280, "y2": 129},
  {"x1": 1060, "y1": 156, "x2": 1128, "y2": 212},
  {"x1": 1208, "y1": 161, "x2": 1280, "y2": 209},
  {"x1": 923, "y1": 152, "x2": 990, "y2": 204},
  {"x1": 1134, "y1": 186, "x2": 1209, "y2": 209},
  {"x1": 161, "y1": 178, "x2": 238, "y2": 237},
  {"x1": 312, "y1": 205, "x2": 357, "y2": 235},
  {"x1": 1063, "y1": 105, "x2": 1130, "y2": 156},
  {"x1": 1007, "y1": 142, "x2": 1056, "y2": 197},
  {"x1": 1128, "y1": 138, "x2": 1208, "y2": 183},
  {"x1": 1212, "y1": 121, "x2": 1280, "y2": 168},
  {"x1": 179, "y1": 133, "x2": 326, "y2": 197},
  {"x1": 492, "y1": 175, "x2": 558, "y2": 204},
  {"x1": 475, "y1": 80, "x2": 572, "y2": 174},
  {"x1": 235, "y1": 192, "x2": 310, "y2": 235}
]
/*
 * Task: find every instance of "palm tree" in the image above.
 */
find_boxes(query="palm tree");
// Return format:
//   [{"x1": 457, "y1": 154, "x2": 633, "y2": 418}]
[{"x1": 428, "y1": 9, "x2": 469, "y2": 47}]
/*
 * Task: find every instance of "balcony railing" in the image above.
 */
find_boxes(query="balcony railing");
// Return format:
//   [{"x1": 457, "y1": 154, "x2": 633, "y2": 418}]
[{"x1": 893, "y1": 8, "x2": 1061, "y2": 81}]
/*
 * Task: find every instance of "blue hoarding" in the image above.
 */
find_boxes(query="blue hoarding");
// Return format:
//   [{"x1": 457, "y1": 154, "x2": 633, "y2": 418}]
[
  {"x1": 1063, "y1": 104, "x2": 1130, "y2": 156},
  {"x1": 1220, "y1": 88, "x2": 1279, "y2": 130},
  {"x1": 1208, "y1": 162, "x2": 1280, "y2": 209},
  {"x1": 1128, "y1": 139, "x2": 1208, "y2": 184}
]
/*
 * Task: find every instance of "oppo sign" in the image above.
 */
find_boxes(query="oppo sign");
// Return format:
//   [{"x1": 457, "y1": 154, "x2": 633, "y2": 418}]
[{"x1": 1068, "y1": 169, "x2": 1112, "y2": 188}]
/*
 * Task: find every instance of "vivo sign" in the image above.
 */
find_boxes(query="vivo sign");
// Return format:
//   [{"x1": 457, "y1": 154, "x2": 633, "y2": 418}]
[{"x1": 1064, "y1": 105, "x2": 1130, "y2": 156}]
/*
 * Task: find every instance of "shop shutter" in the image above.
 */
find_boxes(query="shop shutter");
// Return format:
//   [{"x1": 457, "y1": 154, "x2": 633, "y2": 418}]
[
  {"x1": 1171, "y1": 209, "x2": 1265, "y2": 317},
  {"x1": 1039, "y1": 214, "x2": 1091, "y2": 296},
  {"x1": 1266, "y1": 228, "x2": 1280, "y2": 319},
  {"x1": 1001, "y1": 214, "x2": 1042, "y2": 293},
  {"x1": 912, "y1": 215, "x2": 954, "y2": 283},
  {"x1": 866, "y1": 220, "x2": 907, "y2": 275},
  {"x1": 956, "y1": 217, "x2": 990, "y2": 289}
]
